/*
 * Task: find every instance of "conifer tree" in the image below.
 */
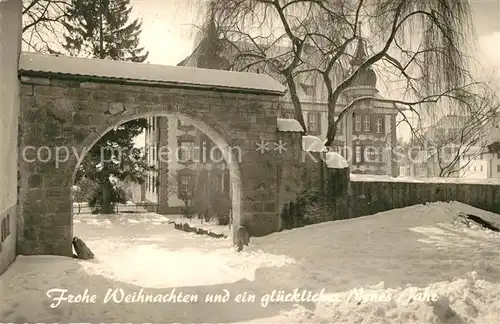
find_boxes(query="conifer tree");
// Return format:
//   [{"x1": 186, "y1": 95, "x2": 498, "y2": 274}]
[
  {"x1": 63, "y1": 0, "x2": 151, "y2": 214},
  {"x1": 62, "y1": 0, "x2": 149, "y2": 61}
]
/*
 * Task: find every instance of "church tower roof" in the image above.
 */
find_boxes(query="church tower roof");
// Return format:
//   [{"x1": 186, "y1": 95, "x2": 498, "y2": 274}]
[
  {"x1": 350, "y1": 37, "x2": 368, "y2": 67},
  {"x1": 349, "y1": 29, "x2": 377, "y2": 89}
]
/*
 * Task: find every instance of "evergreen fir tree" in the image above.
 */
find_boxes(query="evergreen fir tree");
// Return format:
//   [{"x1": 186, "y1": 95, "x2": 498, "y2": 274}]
[
  {"x1": 64, "y1": 0, "x2": 152, "y2": 213},
  {"x1": 75, "y1": 120, "x2": 155, "y2": 214},
  {"x1": 62, "y1": 0, "x2": 149, "y2": 61}
]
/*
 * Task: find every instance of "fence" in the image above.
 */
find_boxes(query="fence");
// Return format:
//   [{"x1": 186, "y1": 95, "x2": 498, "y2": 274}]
[{"x1": 72, "y1": 202, "x2": 159, "y2": 215}]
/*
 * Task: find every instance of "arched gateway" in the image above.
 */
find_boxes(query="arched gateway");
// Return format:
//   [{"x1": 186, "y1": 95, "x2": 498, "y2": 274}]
[{"x1": 17, "y1": 52, "x2": 286, "y2": 256}]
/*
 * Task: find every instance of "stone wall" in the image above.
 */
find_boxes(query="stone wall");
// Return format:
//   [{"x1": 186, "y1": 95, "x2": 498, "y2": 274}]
[
  {"x1": 18, "y1": 72, "x2": 283, "y2": 254},
  {"x1": 349, "y1": 180, "x2": 500, "y2": 217},
  {"x1": 282, "y1": 141, "x2": 500, "y2": 227},
  {"x1": 302, "y1": 169, "x2": 500, "y2": 223},
  {"x1": 0, "y1": 0, "x2": 22, "y2": 274},
  {"x1": 275, "y1": 132, "x2": 303, "y2": 229}
]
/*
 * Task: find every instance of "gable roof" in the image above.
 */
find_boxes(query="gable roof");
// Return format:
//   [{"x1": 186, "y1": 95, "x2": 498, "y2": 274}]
[{"x1": 19, "y1": 52, "x2": 287, "y2": 95}]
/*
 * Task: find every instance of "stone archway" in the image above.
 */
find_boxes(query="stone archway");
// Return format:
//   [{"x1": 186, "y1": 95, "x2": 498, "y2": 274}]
[
  {"x1": 71, "y1": 112, "x2": 243, "y2": 239},
  {"x1": 17, "y1": 52, "x2": 285, "y2": 256}
]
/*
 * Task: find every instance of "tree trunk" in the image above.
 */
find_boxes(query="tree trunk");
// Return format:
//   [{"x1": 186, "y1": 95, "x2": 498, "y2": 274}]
[
  {"x1": 99, "y1": 0, "x2": 104, "y2": 59},
  {"x1": 324, "y1": 74, "x2": 338, "y2": 147},
  {"x1": 101, "y1": 176, "x2": 114, "y2": 214},
  {"x1": 285, "y1": 74, "x2": 306, "y2": 132}
]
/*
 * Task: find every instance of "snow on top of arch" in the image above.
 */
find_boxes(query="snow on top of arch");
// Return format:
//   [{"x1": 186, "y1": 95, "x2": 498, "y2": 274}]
[
  {"x1": 325, "y1": 152, "x2": 349, "y2": 169},
  {"x1": 277, "y1": 118, "x2": 304, "y2": 132},
  {"x1": 18, "y1": 52, "x2": 287, "y2": 95},
  {"x1": 302, "y1": 135, "x2": 327, "y2": 152}
]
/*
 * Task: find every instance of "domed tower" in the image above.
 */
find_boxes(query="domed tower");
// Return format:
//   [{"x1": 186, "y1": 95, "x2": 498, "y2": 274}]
[
  {"x1": 343, "y1": 25, "x2": 399, "y2": 177},
  {"x1": 343, "y1": 35, "x2": 379, "y2": 99}
]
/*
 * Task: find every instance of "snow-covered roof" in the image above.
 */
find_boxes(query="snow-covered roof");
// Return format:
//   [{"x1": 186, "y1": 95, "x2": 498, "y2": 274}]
[
  {"x1": 277, "y1": 118, "x2": 304, "y2": 132},
  {"x1": 302, "y1": 135, "x2": 327, "y2": 152},
  {"x1": 325, "y1": 152, "x2": 349, "y2": 169},
  {"x1": 18, "y1": 52, "x2": 287, "y2": 95},
  {"x1": 486, "y1": 126, "x2": 500, "y2": 147}
]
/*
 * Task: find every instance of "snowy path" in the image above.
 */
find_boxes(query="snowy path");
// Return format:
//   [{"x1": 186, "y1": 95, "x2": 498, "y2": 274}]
[
  {"x1": 1, "y1": 213, "x2": 296, "y2": 323},
  {"x1": 1, "y1": 202, "x2": 500, "y2": 323}
]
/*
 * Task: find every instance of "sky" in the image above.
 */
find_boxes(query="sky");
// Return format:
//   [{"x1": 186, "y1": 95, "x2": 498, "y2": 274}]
[
  {"x1": 130, "y1": 0, "x2": 205, "y2": 66},
  {"x1": 130, "y1": 0, "x2": 500, "y2": 70},
  {"x1": 129, "y1": 0, "x2": 500, "y2": 144}
]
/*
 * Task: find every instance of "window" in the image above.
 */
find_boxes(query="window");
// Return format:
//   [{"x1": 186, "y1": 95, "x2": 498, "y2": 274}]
[
  {"x1": 178, "y1": 174, "x2": 194, "y2": 199},
  {"x1": 497, "y1": 165, "x2": 500, "y2": 173},
  {"x1": 300, "y1": 83, "x2": 315, "y2": 97},
  {"x1": 376, "y1": 116, "x2": 384, "y2": 133},
  {"x1": 480, "y1": 165, "x2": 483, "y2": 172},
  {"x1": 307, "y1": 112, "x2": 321, "y2": 135},
  {"x1": 214, "y1": 172, "x2": 223, "y2": 192},
  {"x1": 177, "y1": 119, "x2": 193, "y2": 129},
  {"x1": 355, "y1": 146, "x2": 361, "y2": 162},
  {"x1": 354, "y1": 115, "x2": 362, "y2": 132},
  {"x1": 474, "y1": 165, "x2": 476, "y2": 172},
  {"x1": 223, "y1": 169, "x2": 230, "y2": 193},
  {"x1": 200, "y1": 138, "x2": 209, "y2": 161},
  {"x1": 1, "y1": 214, "x2": 10, "y2": 242},
  {"x1": 365, "y1": 147, "x2": 380, "y2": 162},
  {"x1": 336, "y1": 117, "x2": 343, "y2": 134},
  {"x1": 152, "y1": 175, "x2": 156, "y2": 193},
  {"x1": 363, "y1": 115, "x2": 370, "y2": 132},
  {"x1": 212, "y1": 147, "x2": 223, "y2": 161},
  {"x1": 178, "y1": 141, "x2": 195, "y2": 162}
]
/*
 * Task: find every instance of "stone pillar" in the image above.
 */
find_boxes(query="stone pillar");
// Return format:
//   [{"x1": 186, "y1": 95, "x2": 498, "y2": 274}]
[
  {"x1": 0, "y1": 0, "x2": 22, "y2": 271},
  {"x1": 17, "y1": 79, "x2": 77, "y2": 256},
  {"x1": 239, "y1": 132, "x2": 281, "y2": 237}
]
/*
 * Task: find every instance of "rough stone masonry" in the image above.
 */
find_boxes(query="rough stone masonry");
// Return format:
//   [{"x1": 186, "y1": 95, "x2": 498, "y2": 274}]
[{"x1": 17, "y1": 70, "x2": 286, "y2": 256}]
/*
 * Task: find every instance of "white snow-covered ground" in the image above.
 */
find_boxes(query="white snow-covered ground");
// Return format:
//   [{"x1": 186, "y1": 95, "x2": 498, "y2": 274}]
[{"x1": 1, "y1": 202, "x2": 500, "y2": 323}]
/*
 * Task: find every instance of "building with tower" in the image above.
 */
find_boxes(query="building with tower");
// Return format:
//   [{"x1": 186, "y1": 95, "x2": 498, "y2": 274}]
[
  {"x1": 337, "y1": 38, "x2": 400, "y2": 175},
  {"x1": 143, "y1": 20, "x2": 401, "y2": 213}
]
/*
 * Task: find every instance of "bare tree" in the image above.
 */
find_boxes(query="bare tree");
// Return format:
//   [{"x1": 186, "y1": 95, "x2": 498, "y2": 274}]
[
  {"x1": 199, "y1": 0, "x2": 493, "y2": 147},
  {"x1": 410, "y1": 84, "x2": 499, "y2": 177},
  {"x1": 22, "y1": 0, "x2": 70, "y2": 52}
]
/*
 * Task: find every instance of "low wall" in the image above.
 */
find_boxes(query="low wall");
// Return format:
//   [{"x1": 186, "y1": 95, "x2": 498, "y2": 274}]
[
  {"x1": 281, "y1": 150, "x2": 500, "y2": 228},
  {"x1": 0, "y1": 0, "x2": 22, "y2": 275},
  {"x1": 316, "y1": 169, "x2": 500, "y2": 223},
  {"x1": 350, "y1": 180, "x2": 500, "y2": 217}
]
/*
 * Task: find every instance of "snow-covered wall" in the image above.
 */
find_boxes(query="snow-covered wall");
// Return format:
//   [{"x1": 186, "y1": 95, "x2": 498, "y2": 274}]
[{"x1": 0, "y1": 0, "x2": 22, "y2": 274}]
